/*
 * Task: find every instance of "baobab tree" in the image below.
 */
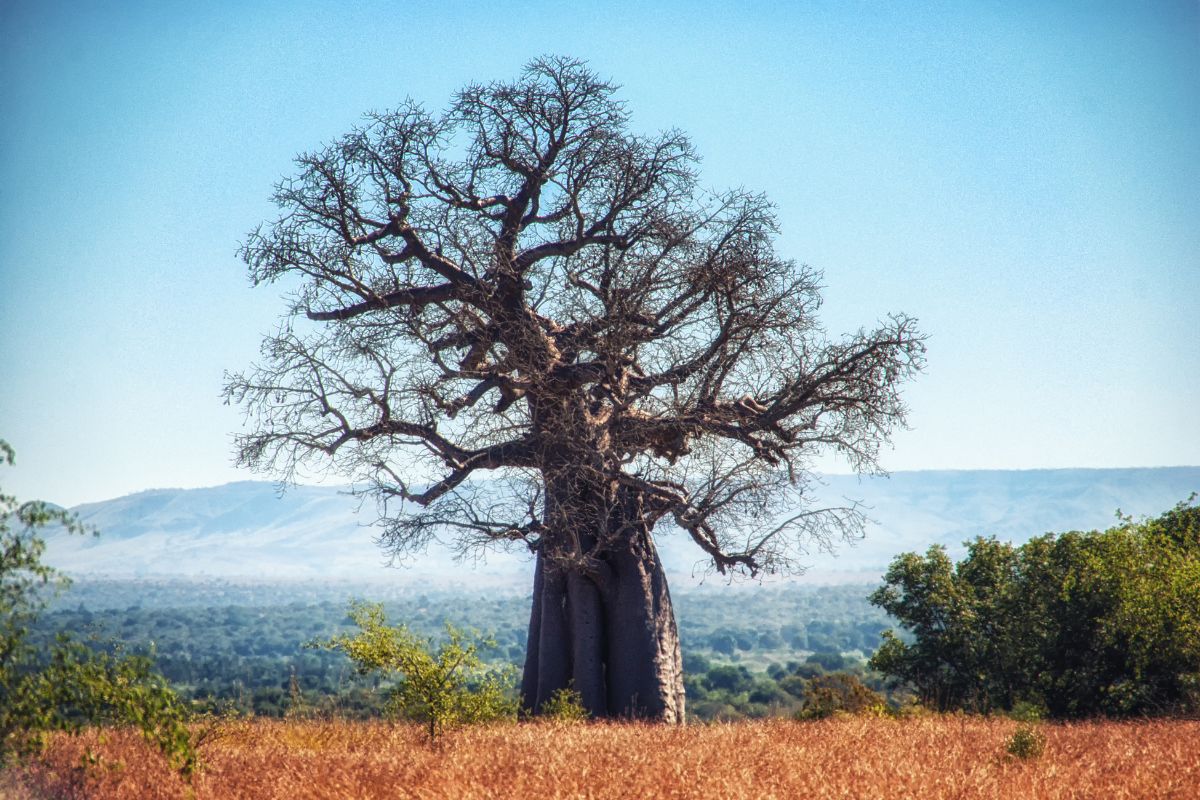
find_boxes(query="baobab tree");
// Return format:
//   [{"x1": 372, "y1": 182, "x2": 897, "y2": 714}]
[{"x1": 225, "y1": 57, "x2": 925, "y2": 723}]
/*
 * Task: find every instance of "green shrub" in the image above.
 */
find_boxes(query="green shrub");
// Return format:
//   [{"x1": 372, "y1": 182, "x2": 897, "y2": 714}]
[
  {"x1": 540, "y1": 685, "x2": 589, "y2": 722},
  {"x1": 1005, "y1": 724, "x2": 1046, "y2": 760},
  {"x1": 313, "y1": 602, "x2": 516, "y2": 742},
  {"x1": 1, "y1": 439, "x2": 196, "y2": 777},
  {"x1": 795, "y1": 673, "x2": 886, "y2": 720},
  {"x1": 704, "y1": 664, "x2": 754, "y2": 693}
]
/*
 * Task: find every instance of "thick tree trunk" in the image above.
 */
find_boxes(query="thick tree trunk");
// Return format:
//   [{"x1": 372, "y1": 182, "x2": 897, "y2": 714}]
[{"x1": 520, "y1": 522, "x2": 686, "y2": 723}]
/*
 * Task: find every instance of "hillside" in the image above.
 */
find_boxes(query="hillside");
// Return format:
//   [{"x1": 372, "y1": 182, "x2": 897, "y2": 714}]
[{"x1": 41, "y1": 468, "x2": 1200, "y2": 586}]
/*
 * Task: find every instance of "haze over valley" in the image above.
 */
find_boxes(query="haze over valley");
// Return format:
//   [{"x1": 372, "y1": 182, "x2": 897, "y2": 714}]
[{"x1": 43, "y1": 467, "x2": 1200, "y2": 587}]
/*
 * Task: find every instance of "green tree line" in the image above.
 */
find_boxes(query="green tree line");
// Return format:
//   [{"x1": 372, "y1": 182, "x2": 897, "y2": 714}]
[{"x1": 869, "y1": 498, "x2": 1200, "y2": 717}]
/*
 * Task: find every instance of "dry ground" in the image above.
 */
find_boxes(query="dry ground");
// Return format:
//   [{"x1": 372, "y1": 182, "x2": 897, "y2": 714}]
[{"x1": 4, "y1": 716, "x2": 1198, "y2": 799}]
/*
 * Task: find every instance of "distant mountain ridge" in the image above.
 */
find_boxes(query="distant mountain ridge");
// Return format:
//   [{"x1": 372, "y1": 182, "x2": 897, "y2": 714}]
[{"x1": 42, "y1": 468, "x2": 1200, "y2": 587}]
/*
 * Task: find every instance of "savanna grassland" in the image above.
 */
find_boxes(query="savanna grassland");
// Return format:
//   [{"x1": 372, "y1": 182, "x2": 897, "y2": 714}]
[{"x1": 6, "y1": 716, "x2": 1199, "y2": 799}]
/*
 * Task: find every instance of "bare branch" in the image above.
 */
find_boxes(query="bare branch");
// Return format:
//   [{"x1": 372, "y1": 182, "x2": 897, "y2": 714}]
[{"x1": 229, "y1": 57, "x2": 924, "y2": 579}]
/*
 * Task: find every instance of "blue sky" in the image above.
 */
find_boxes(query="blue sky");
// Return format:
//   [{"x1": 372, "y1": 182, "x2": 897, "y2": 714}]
[{"x1": 1, "y1": 0, "x2": 1197, "y2": 506}]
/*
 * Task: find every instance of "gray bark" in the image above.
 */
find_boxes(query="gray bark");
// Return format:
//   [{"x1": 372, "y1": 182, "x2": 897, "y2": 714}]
[{"x1": 520, "y1": 523, "x2": 685, "y2": 723}]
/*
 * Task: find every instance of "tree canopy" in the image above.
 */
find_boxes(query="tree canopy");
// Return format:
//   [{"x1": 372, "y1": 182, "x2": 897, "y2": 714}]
[
  {"x1": 226, "y1": 56, "x2": 924, "y2": 575},
  {"x1": 869, "y1": 498, "x2": 1200, "y2": 717}
]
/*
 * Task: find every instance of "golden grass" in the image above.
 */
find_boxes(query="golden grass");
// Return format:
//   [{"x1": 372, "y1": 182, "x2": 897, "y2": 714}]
[{"x1": 6, "y1": 716, "x2": 1199, "y2": 799}]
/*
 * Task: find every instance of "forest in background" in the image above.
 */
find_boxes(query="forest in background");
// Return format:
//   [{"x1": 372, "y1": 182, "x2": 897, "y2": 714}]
[
  {"x1": 34, "y1": 580, "x2": 892, "y2": 721},
  {"x1": 27, "y1": 496, "x2": 1200, "y2": 723}
]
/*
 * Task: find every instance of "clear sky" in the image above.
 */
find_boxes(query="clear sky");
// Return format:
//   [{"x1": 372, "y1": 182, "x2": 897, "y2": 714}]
[{"x1": 2, "y1": 0, "x2": 1197, "y2": 507}]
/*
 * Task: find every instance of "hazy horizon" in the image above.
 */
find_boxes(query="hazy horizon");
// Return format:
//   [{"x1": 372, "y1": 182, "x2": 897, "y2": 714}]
[
  {"x1": 42, "y1": 466, "x2": 1200, "y2": 586},
  {"x1": 61, "y1": 463, "x2": 1200, "y2": 511}
]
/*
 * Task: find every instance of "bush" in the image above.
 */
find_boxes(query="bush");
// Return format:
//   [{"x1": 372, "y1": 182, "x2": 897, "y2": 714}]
[
  {"x1": 806, "y1": 652, "x2": 848, "y2": 672},
  {"x1": 539, "y1": 686, "x2": 589, "y2": 722},
  {"x1": 707, "y1": 632, "x2": 737, "y2": 655},
  {"x1": 703, "y1": 665, "x2": 753, "y2": 694},
  {"x1": 795, "y1": 673, "x2": 886, "y2": 720},
  {"x1": 1, "y1": 439, "x2": 196, "y2": 777},
  {"x1": 682, "y1": 651, "x2": 712, "y2": 674},
  {"x1": 1005, "y1": 725, "x2": 1046, "y2": 760},
  {"x1": 747, "y1": 681, "x2": 787, "y2": 706},
  {"x1": 778, "y1": 674, "x2": 807, "y2": 698},
  {"x1": 313, "y1": 602, "x2": 516, "y2": 742}
]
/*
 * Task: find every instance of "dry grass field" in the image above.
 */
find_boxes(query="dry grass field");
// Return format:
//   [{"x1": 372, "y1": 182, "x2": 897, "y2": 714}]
[{"x1": 5, "y1": 716, "x2": 1199, "y2": 799}]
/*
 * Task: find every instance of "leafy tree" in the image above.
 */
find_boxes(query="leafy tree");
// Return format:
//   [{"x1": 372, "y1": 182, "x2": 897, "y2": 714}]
[
  {"x1": 795, "y1": 673, "x2": 885, "y2": 719},
  {"x1": 747, "y1": 679, "x2": 788, "y2": 707},
  {"x1": 314, "y1": 602, "x2": 515, "y2": 742},
  {"x1": 777, "y1": 672, "x2": 809, "y2": 699},
  {"x1": 0, "y1": 440, "x2": 196, "y2": 776},
  {"x1": 226, "y1": 56, "x2": 925, "y2": 721},
  {"x1": 707, "y1": 632, "x2": 737, "y2": 656},
  {"x1": 806, "y1": 651, "x2": 849, "y2": 672},
  {"x1": 682, "y1": 652, "x2": 712, "y2": 674},
  {"x1": 870, "y1": 498, "x2": 1200, "y2": 717},
  {"x1": 869, "y1": 538, "x2": 1026, "y2": 712},
  {"x1": 703, "y1": 664, "x2": 754, "y2": 694},
  {"x1": 757, "y1": 630, "x2": 784, "y2": 649}
]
